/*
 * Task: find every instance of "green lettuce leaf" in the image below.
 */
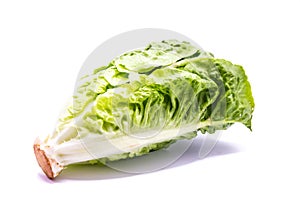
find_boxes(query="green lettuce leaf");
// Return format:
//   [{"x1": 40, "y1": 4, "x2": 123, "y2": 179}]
[{"x1": 36, "y1": 39, "x2": 254, "y2": 178}]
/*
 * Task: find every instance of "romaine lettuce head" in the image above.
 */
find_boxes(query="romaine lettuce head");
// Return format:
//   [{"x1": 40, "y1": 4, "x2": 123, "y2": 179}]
[{"x1": 34, "y1": 40, "x2": 254, "y2": 179}]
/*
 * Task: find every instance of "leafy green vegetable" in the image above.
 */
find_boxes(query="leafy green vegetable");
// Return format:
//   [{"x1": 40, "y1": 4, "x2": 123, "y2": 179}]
[{"x1": 34, "y1": 40, "x2": 254, "y2": 179}]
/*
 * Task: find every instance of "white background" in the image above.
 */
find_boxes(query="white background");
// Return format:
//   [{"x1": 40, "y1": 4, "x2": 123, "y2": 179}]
[{"x1": 1, "y1": 0, "x2": 299, "y2": 199}]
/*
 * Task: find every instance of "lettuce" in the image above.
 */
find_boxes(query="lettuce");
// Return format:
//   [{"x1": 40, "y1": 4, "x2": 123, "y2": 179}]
[{"x1": 34, "y1": 40, "x2": 254, "y2": 179}]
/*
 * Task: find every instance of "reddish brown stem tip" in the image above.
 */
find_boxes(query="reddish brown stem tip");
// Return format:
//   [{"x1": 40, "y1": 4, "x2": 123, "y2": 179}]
[{"x1": 33, "y1": 140, "x2": 54, "y2": 179}]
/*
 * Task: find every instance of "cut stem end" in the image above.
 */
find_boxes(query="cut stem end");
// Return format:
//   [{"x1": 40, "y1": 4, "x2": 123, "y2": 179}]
[
  {"x1": 34, "y1": 138, "x2": 64, "y2": 179},
  {"x1": 34, "y1": 141, "x2": 54, "y2": 179}
]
